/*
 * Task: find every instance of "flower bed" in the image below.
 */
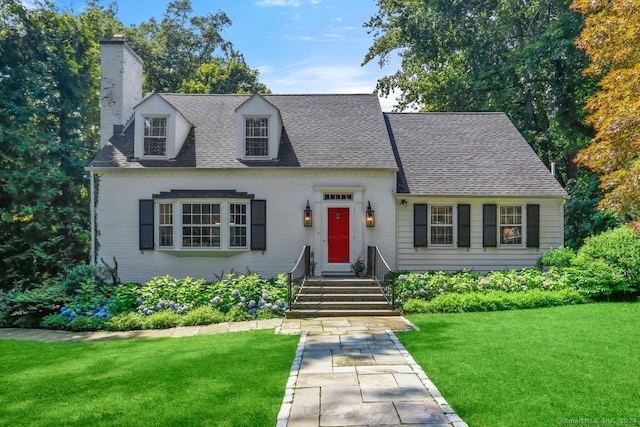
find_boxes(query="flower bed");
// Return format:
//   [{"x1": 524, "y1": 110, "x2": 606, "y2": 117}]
[
  {"x1": 33, "y1": 272, "x2": 289, "y2": 331},
  {"x1": 394, "y1": 268, "x2": 577, "y2": 313}
]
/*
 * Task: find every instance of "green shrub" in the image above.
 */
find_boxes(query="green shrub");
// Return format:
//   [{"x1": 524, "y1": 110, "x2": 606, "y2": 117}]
[
  {"x1": 403, "y1": 289, "x2": 587, "y2": 314},
  {"x1": 537, "y1": 247, "x2": 575, "y2": 269},
  {"x1": 106, "y1": 313, "x2": 145, "y2": 331},
  {"x1": 4, "y1": 283, "x2": 69, "y2": 326},
  {"x1": 40, "y1": 314, "x2": 71, "y2": 330},
  {"x1": 572, "y1": 226, "x2": 640, "y2": 296},
  {"x1": 255, "y1": 307, "x2": 285, "y2": 319},
  {"x1": 108, "y1": 283, "x2": 141, "y2": 315},
  {"x1": 179, "y1": 306, "x2": 225, "y2": 326},
  {"x1": 61, "y1": 264, "x2": 114, "y2": 295},
  {"x1": 225, "y1": 305, "x2": 252, "y2": 322},
  {"x1": 395, "y1": 268, "x2": 570, "y2": 306},
  {"x1": 143, "y1": 311, "x2": 181, "y2": 329},
  {"x1": 69, "y1": 315, "x2": 107, "y2": 331},
  {"x1": 565, "y1": 259, "x2": 627, "y2": 298}
]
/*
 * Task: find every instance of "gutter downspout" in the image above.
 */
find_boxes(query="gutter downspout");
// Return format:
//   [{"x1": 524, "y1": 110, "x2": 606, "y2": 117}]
[{"x1": 90, "y1": 169, "x2": 95, "y2": 267}]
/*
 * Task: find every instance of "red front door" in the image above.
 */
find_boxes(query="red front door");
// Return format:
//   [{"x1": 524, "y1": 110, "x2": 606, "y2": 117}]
[{"x1": 328, "y1": 207, "x2": 350, "y2": 263}]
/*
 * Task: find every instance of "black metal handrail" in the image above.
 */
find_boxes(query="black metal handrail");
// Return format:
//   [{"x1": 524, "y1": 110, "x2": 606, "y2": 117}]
[
  {"x1": 366, "y1": 246, "x2": 396, "y2": 310},
  {"x1": 287, "y1": 245, "x2": 311, "y2": 307}
]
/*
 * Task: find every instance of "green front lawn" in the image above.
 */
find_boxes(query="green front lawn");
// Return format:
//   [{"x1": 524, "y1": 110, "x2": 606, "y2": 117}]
[
  {"x1": 399, "y1": 303, "x2": 640, "y2": 427},
  {"x1": 0, "y1": 330, "x2": 298, "y2": 426}
]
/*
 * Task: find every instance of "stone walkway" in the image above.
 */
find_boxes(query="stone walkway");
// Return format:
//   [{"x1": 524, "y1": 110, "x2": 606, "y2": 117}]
[{"x1": 0, "y1": 316, "x2": 467, "y2": 426}]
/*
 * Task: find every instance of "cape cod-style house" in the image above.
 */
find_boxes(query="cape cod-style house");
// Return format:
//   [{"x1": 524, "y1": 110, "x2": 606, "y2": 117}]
[{"x1": 89, "y1": 38, "x2": 567, "y2": 285}]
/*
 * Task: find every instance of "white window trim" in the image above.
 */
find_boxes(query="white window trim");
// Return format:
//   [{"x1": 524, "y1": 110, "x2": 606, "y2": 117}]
[
  {"x1": 142, "y1": 115, "x2": 169, "y2": 159},
  {"x1": 498, "y1": 204, "x2": 526, "y2": 247},
  {"x1": 428, "y1": 204, "x2": 456, "y2": 247},
  {"x1": 155, "y1": 199, "x2": 250, "y2": 252},
  {"x1": 244, "y1": 115, "x2": 270, "y2": 159}
]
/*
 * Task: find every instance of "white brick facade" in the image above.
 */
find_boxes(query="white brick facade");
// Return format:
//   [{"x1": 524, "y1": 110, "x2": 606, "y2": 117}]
[{"x1": 99, "y1": 39, "x2": 143, "y2": 148}]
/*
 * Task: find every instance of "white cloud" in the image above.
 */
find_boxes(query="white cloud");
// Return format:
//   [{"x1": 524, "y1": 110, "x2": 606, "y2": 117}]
[
  {"x1": 256, "y1": 0, "x2": 301, "y2": 6},
  {"x1": 264, "y1": 62, "x2": 373, "y2": 93}
]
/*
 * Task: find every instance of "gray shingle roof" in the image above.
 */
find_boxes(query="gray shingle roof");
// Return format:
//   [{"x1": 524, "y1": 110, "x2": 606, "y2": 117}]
[
  {"x1": 90, "y1": 93, "x2": 397, "y2": 169},
  {"x1": 90, "y1": 95, "x2": 566, "y2": 198},
  {"x1": 386, "y1": 112, "x2": 567, "y2": 197}
]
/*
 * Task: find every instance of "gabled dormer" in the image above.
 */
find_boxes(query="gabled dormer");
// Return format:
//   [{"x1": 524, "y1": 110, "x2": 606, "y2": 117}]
[
  {"x1": 133, "y1": 94, "x2": 192, "y2": 160},
  {"x1": 235, "y1": 94, "x2": 282, "y2": 161}
]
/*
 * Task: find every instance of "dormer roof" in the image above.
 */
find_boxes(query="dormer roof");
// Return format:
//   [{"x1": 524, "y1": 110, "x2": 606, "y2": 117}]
[{"x1": 91, "y1": 93, "x2": 397, "y2": 169}]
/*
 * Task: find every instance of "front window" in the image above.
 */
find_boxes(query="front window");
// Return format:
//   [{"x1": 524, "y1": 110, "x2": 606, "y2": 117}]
[
  {"x1": 245, "y1": 117, "x2": 268, "y2": 157},
  {"x1": 500, "y1": 205, "x2": 522, "y2": 245},
  {"x1": 158, "y1": 203, "x2": 173, "y2": 247},
  {"x1": 229, "y1": 204, "x2": 247, "y2": 247},
  {"x1": 430, "y1": 205, "x2": 454, "y2": 245},
  {"x1": 144, "y1": 116, "x2": 167, "y2": 156},
  {"x1": 182, "y1": 203, "x2": 221, "y2": 248}
]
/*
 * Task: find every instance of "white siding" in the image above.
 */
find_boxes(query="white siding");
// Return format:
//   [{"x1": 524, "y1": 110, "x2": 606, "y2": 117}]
[
  {"x1": 95, "y1": 169, "x2": 397, "y2": 283},
  {"x1": 396, "y1": 196, "x2": 565, "y2": 273}
]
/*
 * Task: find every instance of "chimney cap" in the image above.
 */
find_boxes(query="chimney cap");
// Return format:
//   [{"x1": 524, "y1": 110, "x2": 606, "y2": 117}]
[{"x1": 112, "y1": 34, "x2": 125, "y2": 41}]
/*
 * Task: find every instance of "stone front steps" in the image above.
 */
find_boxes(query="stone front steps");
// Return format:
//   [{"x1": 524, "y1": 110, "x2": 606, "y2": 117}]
[{"x1": 285, "y1": 278, "x2": 395, "y2": 318}]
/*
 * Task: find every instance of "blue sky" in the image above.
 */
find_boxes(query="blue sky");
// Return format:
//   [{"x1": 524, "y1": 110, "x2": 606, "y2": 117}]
[{"x1": 53, "y1": 0, "x2": 401, "y2": 110}]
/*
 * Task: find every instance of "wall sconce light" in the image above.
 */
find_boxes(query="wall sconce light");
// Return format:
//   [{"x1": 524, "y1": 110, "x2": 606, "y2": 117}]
[
  {"x1": 400, "y1": 199, "x2": 408, "y2": 207},
  {"x1": 303, "y1": 200, "x2": 313, "y2": 227},
  {"x1": 366, "y1": 201, "x2": 375, "y2": 227}
]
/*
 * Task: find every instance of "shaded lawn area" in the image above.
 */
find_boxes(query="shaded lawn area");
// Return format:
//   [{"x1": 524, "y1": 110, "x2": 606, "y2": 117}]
[
  {"x1": 0, "y1": 330, "x2": 299, "y2": 427},
  {"x1": 399, "y1": 303, "x2": 640, "y2": 427}
]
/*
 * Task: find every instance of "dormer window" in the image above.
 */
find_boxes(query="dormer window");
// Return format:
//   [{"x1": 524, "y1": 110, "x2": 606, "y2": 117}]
[
  {"x1": 245, "y1": 117, "x2": 269, "y2": 157},
  {"x1": 143, "y1": 116, "x2": 167, "y2": 156}
]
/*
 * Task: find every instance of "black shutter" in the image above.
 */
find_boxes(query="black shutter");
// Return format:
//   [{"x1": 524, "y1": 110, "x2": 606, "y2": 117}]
[
  {"x1": 526, "y1": 204, "x2": 540, "y2": 248},
  {"x1": 414, "y1": 203, "x2": 428, "y2": 247},
  {"x1": 457, "y1": 204, "x2": 471, "y2": 248},
  {"x1": 483, "y1": 204, "x2": 497, "y2": 247},
  {"x1": 139, "y1": 199, "x2": 154, "y2": 250},
  {"x1": 251, "y1": 199, "x2": 267, "y2": 250}
]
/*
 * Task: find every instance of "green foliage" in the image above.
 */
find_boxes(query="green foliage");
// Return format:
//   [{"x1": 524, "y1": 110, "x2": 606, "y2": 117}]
[
  {"x1": 404, "y1": 289, "x2": 587, "y2": 314},
  {"x1": 108, "y1": 283, "x2": 141, "y2": 314},
  {"x1": 105, "y1": 312, "x2": 146, "y2": 331},
  {"x1": 0, "y1": 1, "x2": 99, "y2": 290},
  {"x1": 40, "y1": 314, "x2": 70, "y2": 330},
  {"x1": 179, "y1": 306, "x2": 225, "y2": 326},
  {"x1": 395, "y1": 268, "x2": 570, "y2": 308},
  {"x1": 565, "y1": 226, "x2": 640, "y2": 297},
  {"x1": 364, "y1": 0, "x2": 594, "y2": 188},
  {"x1": 225, "y1": 305, "x2": 253, "y2": 322},
  {"x1": 143, "y1": 310, "x2": 181, "y2": 329},
  {"x1": 3, "y1": 283, "x2": 69, "y2": 326},
  {"x1": 61, "y1": 264, "x2": 113, "y2": 295},
  {"x1": 68, "y1": 315, "x2": 107, "y2": 331},
  {"x1": 564, "y1": 175, "x2": 621, "y2": 249},
  {"x1": 179, "y1": 55, "x2": 270, "y2": 94},
  {"x1": 537, "y1": 247, "x2": 576, "y2": 269}
]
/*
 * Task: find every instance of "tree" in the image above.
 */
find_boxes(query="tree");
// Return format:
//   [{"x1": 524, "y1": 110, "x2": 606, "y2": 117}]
[
  {"x1": 571, "y1": 0, "x2": 640, "y2": 219},
  {"x1": 0, "y1": 0, "x2": 99, "y2": 290},
  {"x1": 126, "y1": 0, "x2": 233, "y2": 93},
  {"x1": 363, "y1": 0, "x2": 594, "y2": 187},
  {"x1": 179, "y1": 55, "x2": 270, "y2": 94}
]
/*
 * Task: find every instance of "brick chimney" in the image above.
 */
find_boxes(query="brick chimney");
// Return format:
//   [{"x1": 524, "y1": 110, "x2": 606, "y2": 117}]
[{"x1": 99, "y1": 36, "x2": 143, "y2": 147}]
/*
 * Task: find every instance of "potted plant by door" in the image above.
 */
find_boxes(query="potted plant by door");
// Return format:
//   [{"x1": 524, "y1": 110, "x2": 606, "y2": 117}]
[{"x1": 350, "y1": 258, "x2": 366, "y2": 277}]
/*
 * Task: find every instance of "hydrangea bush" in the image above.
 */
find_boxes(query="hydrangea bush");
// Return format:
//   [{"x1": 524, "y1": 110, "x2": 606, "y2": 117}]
[
  {"x1": 40, "y1": 272, "x2": 290, "y2": 331},
  {"x1": 394, "y1": 268, "x2": 572, "y2": 309}
]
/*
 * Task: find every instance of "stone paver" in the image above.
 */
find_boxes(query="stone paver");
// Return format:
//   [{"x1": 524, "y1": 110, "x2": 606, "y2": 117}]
[
  {"x1": 280, "y1": 316, "x2": 467, "y2": 426},
  {"x1": 0, "y1": 315, "x2": 467, "y2": 426}
]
